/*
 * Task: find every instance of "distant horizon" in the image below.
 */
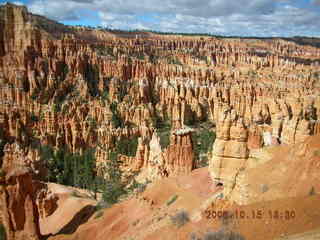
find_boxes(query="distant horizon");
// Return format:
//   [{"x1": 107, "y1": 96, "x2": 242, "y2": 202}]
[
  {"x1": 66, "y1": 26, "x2": 320, "y2": 40},
  {"x1": 71, "y1": 26, "x2": 320, "y2": 39},
  {"x1": 1, "y1": 0, "x2": 320, "y2": 38}
]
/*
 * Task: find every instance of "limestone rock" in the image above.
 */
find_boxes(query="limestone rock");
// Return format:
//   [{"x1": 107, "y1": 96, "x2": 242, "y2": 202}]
[
  {"x1": 209, "y1": 111, "x2": 249, "y2": 197},
  {"x1": 0, "y1": 167, "x2": 42, "y2": 240}
]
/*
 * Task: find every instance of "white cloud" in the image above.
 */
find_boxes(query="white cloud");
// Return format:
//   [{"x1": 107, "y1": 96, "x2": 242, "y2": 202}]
[
  {"x1": 28, "y1": 0, "x2": 87, "y2": 21},
  {"x1": 1, "y1": 1, "x2": 23, "y2": 5},
  {"x1": 12, "y1": 1, "x2": 24, "y2": 5},
  {"x1": 24, "y1": 0, "x2": 320, "y2": 37}
]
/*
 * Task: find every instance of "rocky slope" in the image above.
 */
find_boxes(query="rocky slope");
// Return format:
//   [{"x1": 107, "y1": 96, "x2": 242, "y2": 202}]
[{"x1": 0, "y1": 3, "x2": 320, "y2": 239}]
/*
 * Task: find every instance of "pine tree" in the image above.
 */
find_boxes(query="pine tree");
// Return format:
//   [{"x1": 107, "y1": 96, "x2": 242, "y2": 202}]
[
  {"x1": 0, "y1": 223, "x2": 6, "y2": 240},
  {"x1": 102, "y1": 151, "x2": 126, "y2": 205}
]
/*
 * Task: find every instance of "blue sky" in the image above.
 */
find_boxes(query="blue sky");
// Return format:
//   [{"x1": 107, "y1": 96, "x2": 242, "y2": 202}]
[{"x1": 1, "y1": 0, "x2": 320, "y2": 37}]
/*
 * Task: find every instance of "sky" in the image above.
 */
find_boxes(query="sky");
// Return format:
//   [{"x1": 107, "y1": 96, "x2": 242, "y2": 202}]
[{"x1": 1, "y1": 0, "x2": 320, "y2": 37}]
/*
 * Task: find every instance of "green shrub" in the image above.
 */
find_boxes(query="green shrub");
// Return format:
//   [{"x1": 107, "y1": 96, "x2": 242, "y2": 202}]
[
  {"x1": 159, "y1": 131, "x2": 171, "y2": 149},
  {"x1": 168, "y1": 57, "x2": 182, "y2": 65},
  {"x1": 166, "y1": 194, "x2": 178, "y2": 206},
  {"x1": 110, "y1": 102, "x2": 124, "y2": 128},
  {"x1": 53, "y1": 103, "x2": 61, "y2": 113},
  {"x1": 87, "y1": 117, "x2": 97, "y2": 129},
  {"x1": 30, "y1": 114, "x2": 39, "y2": 122},
  {"x1": 103, "y1": 181, "x2": 127, "y2": 205},
  {"x1": 0, "y1": 223, "x2": 6, "y2": 240},
  {"x1": 84, "y1": 64, "x2": 99, "y2": 97},
  {"x1": 261, "y1": 184, "x2": 269, "y2": 193},
  {"x1": 95, "y1": 201, "x2": 109, "y2": 211},
  {"x1": 154, "y1": 113, "x2": 171, "y2": 130},
  {"x1": 185, "y1": 116, "x2": 197, "y2": 126},
  {"x1": 170, "y1": 210, "x2": 189, "y2": 228},
  {"x1": 116, "y1": 136, "x2": 139, "y2": 157},
  {"x1": 62, "y1": 63, "x2": 69, "y2": 80},
  {"x1": 202, "y1": 230, "x2": 245, "y2": 240},
  {"x1": 0, "y1": 138, "x2": 6, "y2": 159},
  {"x1": 309, "y1": 186, "x2": 316, "y2": 196},
  {"x1": 197, "y1": 55, "x2": 208, "y2": 64},
  {"x1": 314, "y1": 149, "x2": 320, "y2": 157},
  {"x1": 94, "y1": 211, "x2": 104, "y2": 219},
  {"x1": 136, "y1": 54, "x2": 145, "y2": 60},
  {"x1": 95, "y1": 45, "x2": 114, "y2": 56},
  {"x1": 197, "y1": 130, "x2": 216, "y2": 154},
  {"x1": 150, "y1": 54, "x2": 158, "y2": 64},
  {"x1": 193, "y1": 130, "x2": 216, "y2": 168},
  {"x1": 155, "y1": 116, "x2": 171, "y2": 149},
  {"x1": 127, "y1": 179, "x2": 150, "y2": 194},
  {"x1": 71, "y1": 191, "x2": 84, "y2": 198},
  {"x1": 190, "y1": 233, "x2": 201, "y2": 240},
  {"x1": 30, "y1": 93, "x2": 38, "y2": 100},
  {"x1": 0, "y1": 169, "x2": 5, "y2": 178},
  {"x1": 101, "y1": 90, "x2": 109, "y2": 100}
]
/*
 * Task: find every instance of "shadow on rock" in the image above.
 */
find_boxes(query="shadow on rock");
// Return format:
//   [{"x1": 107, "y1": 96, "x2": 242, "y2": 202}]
[{"x1": 55, "y1": 205, "x2": 96, "y2": 235}]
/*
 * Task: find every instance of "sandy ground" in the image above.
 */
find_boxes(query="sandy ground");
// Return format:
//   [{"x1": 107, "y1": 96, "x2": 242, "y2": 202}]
[
  {"x1": 40, "y1": 183, "x2": 97, "y2": 235},
  {"x1": 276, "y1": 228, "x2": 320, "y2": 240},
  {"x1": 46, "y1": 135, "x2": 320, "y2": 240},
  {"x1": 48, "y1": 169, "x2": 320, "y2": 240}
]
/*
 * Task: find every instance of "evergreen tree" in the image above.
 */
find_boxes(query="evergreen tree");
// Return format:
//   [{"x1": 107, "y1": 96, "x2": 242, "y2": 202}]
[
  {"x1": 40, "y1": 146, "x2": 97, "y2": 190},
  {"x1": 40, "y1": 145, "x2": 130, "y2": 203},
  {"x1": 102, "y1": 151, "x2": 127, "y2": 205},
  {"x1": 0, "y1": 223, "x2": 6, "y2": 240},
  {"x1": 110, "y1": 102, "x2": 124, "y2": 128},
  {"x1": 116, "y1": 136, "x2": 138, "y2": 157}
]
